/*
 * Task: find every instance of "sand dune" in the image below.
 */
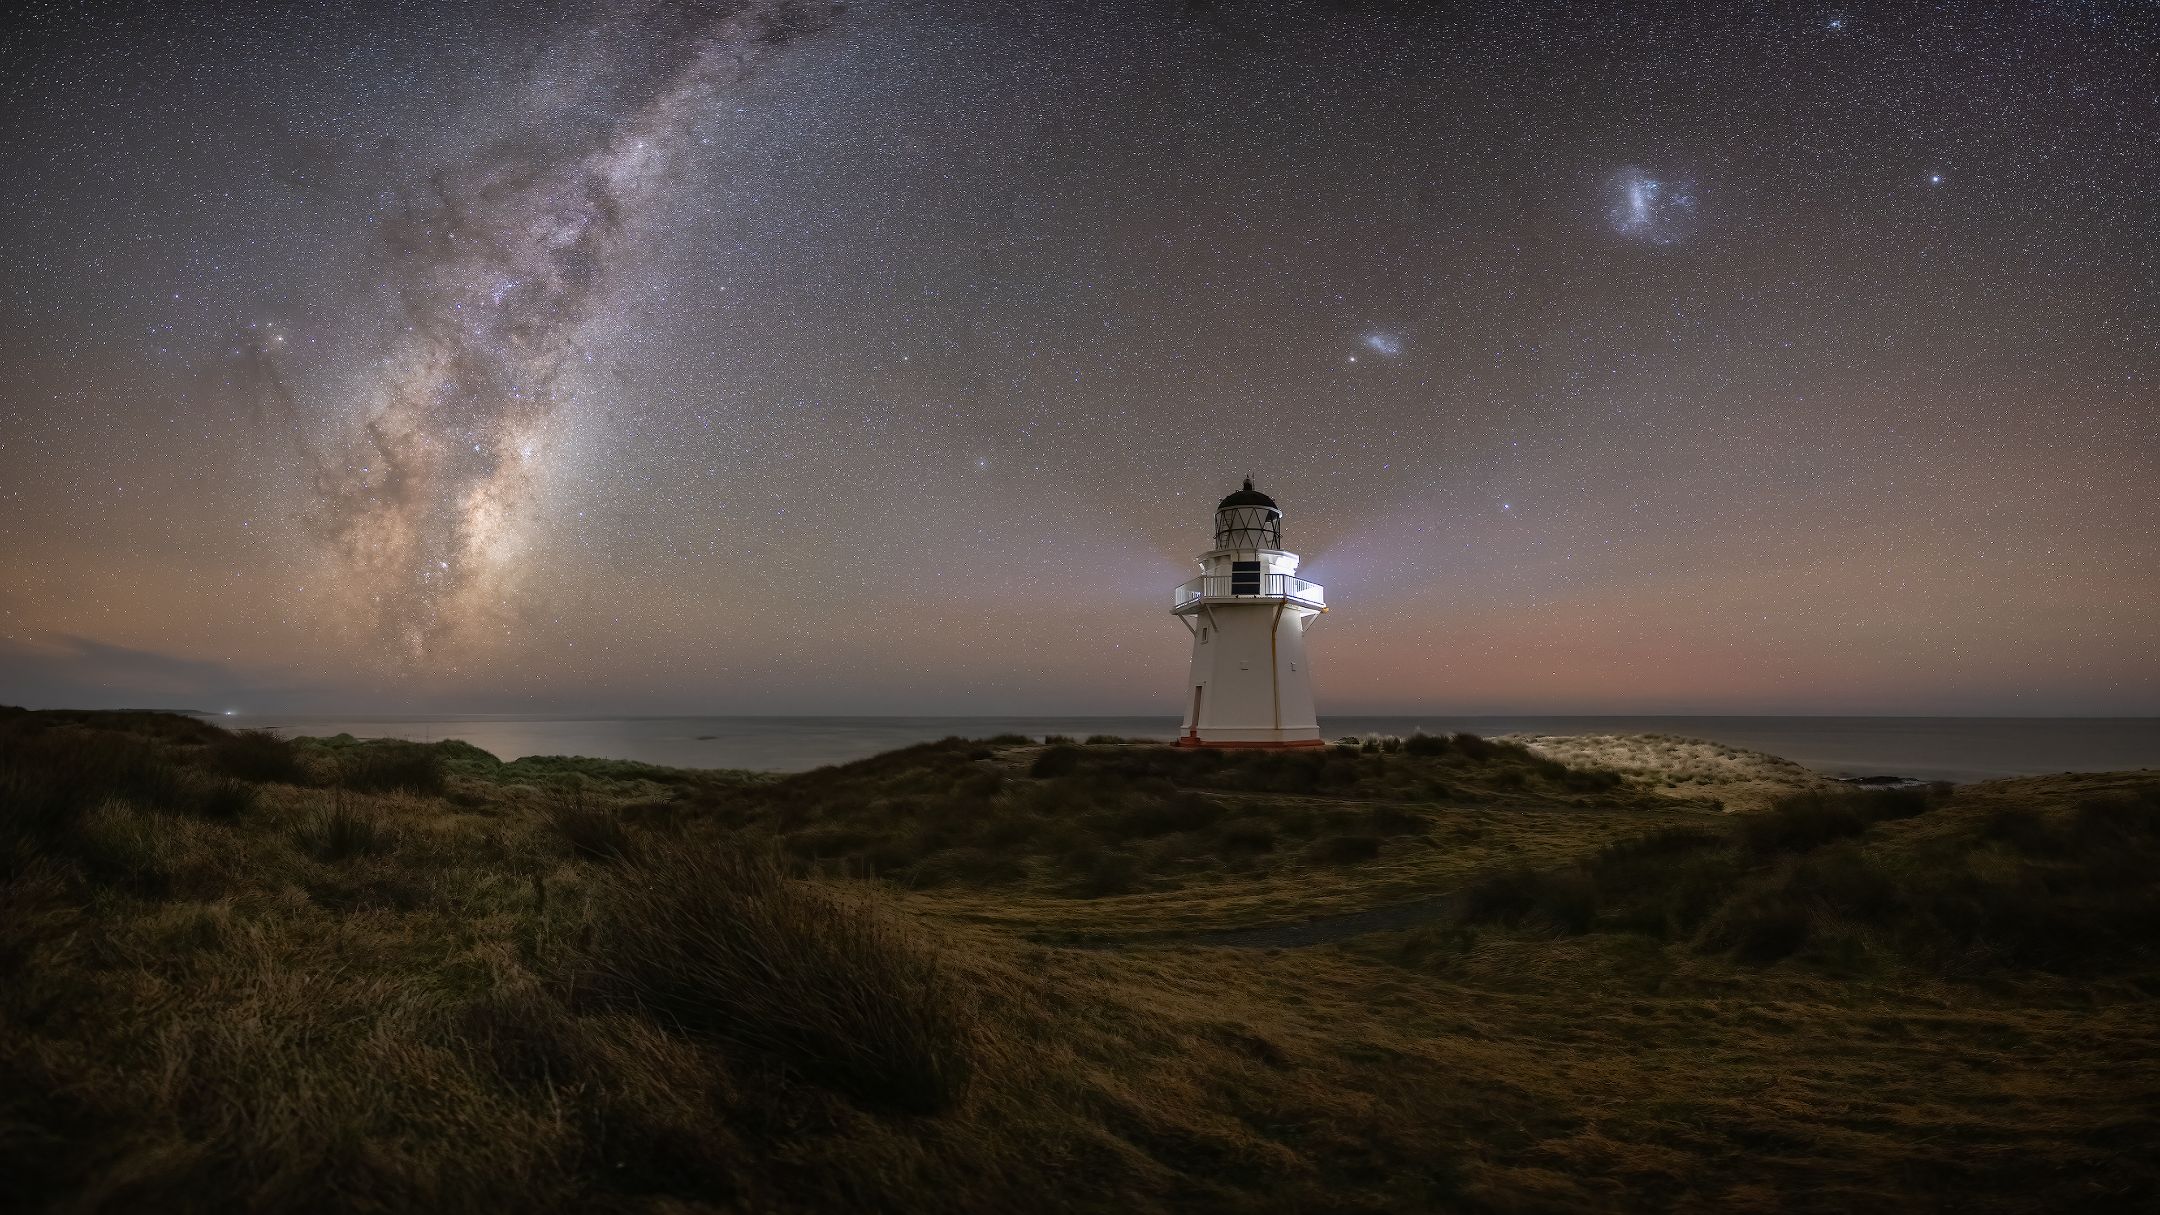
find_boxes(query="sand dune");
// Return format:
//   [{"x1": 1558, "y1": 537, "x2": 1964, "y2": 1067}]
[{"x1": 1508, "y1": 731, "x2": 1835, "y2": 812}]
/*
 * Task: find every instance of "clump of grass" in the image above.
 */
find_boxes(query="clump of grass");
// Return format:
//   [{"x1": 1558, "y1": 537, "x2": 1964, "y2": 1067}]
[
  {"x1": 546, "y1": 782, "x2": 633, "y2": 861},
  {"x1": 193, "y1": 776, "x2": 258, "y2": 819},
  {"x1": 584, "y1": 844, "x2": 974, "y2": 1113},
  {"x1": 208, "y1": 729, "x2": 308, "y2": 785},
  {"x1": 333, "y1": 742, "x2": 446, "y2": 795},
  {"x1": 1450, "y1": 733, "x2": 1500, "y2": 761},
  {"x1": 1740, "y1": 786, "x2": 1939, "y2": 856},
  {"x1": 297, "y1": 794, "x2": 394, "y2": 861}
]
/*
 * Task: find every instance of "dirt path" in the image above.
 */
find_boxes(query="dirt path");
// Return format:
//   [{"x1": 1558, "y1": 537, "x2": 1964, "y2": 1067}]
[{"x1": 1070, "y1": 889, "x2": 1464, "y2": 950}]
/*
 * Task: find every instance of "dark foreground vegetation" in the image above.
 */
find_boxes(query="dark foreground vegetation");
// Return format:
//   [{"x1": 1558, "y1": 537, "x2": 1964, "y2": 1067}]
[{"x1": 2, "y1": 708, "x2": 2155, "y2": 1213}]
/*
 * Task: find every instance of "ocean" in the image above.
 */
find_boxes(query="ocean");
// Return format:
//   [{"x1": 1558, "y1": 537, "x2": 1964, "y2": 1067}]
[{"x1": 206, "y1": 713, "x2": 2160, "y2": 784}]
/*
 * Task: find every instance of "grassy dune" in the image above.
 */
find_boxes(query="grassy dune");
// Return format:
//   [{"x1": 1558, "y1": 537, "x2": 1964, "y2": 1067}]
[{"x1": 2, "y1": 709, "x2": 2156, "y2": 1212}]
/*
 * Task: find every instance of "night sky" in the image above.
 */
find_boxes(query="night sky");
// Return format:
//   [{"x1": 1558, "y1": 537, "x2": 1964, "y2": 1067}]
[{"x1": 3, "y1": 0, "x2": 2155, "y2": 715}]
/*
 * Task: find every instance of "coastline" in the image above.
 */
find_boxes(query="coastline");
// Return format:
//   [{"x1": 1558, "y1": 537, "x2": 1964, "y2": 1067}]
[{"x1": 185, "y1": 711, "x2": 2160, "y2": 784}]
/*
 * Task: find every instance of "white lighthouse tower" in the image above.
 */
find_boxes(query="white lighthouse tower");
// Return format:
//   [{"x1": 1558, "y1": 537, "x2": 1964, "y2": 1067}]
[{"x1": 1170, "y1": 480, "x2": 1327, "y2": 748}]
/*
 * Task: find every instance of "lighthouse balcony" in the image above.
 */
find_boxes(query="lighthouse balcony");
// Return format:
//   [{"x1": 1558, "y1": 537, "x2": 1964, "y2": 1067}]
[{"x1": 1171, "y1": 573, "x2": 1326, "y2": 612}]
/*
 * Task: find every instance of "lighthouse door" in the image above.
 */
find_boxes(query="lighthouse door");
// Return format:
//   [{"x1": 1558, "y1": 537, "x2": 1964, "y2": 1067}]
[{"x1": 1188, "y1": 685, "x2": 1203, "y2": 739}]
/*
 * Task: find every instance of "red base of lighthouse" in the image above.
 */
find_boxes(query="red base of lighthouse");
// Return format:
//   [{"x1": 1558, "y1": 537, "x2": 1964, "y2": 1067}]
[{"x1": 1174, "y1": 736, "x2": 1327, "y2": 750}]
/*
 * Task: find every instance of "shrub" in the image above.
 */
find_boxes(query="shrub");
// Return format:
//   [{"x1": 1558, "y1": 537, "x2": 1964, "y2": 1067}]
[
  {"x1": 1084, "y1": 734, "x2": 1133, "y2": 745},
  {"x1": 585, "y1": 845, "x2": 973, "y2": 1112},
  {"x1": 1403, "y1": 733, "x2": 1452, "y2": 757},
  {"x1": 209, "y1": 729, "x2": 307, "y2": 784},
  {"x1": 1041, "y1": 734, "x2": 1076, "y2": 746}
]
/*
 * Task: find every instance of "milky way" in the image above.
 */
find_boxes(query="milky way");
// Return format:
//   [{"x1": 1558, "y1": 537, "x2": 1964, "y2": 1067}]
[{"x1": 296, "y1": 1, "x2": 830, "y2": 662}]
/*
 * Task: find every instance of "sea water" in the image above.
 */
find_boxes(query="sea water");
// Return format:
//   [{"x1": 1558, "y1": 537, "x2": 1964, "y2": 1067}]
[{"x1": 209, "y1": 713, "x2": 2160, "y2": 783}]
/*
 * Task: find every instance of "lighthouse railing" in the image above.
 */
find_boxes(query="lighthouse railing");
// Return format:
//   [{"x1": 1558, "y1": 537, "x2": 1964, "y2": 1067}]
[{"x1": 1171, "y1": 574, "x2": 1326, "y2": 610}]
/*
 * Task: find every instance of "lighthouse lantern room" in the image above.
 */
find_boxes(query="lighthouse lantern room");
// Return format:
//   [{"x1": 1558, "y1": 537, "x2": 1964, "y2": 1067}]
[{"x1": 1170, "y1": 480, "x2": 1327, "y2": 747}]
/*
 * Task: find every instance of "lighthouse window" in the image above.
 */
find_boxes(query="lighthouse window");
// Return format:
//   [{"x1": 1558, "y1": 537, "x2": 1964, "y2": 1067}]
[
  {"x1": 1230, "y1": 560, "x2": 1262, "y2": 595},
  {"x1": 1200, "y1": 627, "x2": 1209, "y2": 642}
]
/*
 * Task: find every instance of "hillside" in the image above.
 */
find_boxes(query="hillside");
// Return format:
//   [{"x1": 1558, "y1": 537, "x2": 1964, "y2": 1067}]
[{"x1": 2, "y1": 709, "x2": 2155, "y2": 1212}]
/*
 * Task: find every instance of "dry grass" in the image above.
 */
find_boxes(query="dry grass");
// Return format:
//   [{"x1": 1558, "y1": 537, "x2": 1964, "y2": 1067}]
[
  {"x1": 2, "y1": 709, "x2": 2155, "y2": 1212},
  {"x1": 583, "y1": 843, "x2": 974, "y2": 1113}
]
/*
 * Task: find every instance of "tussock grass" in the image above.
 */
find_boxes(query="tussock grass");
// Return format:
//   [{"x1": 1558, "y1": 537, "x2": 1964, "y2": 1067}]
[
  {"x1": 584, "y1": 844, "x2": 973, "y2": 1112},
  {"x1": 764, "y1": 734, "x2": 1640, "y2": 898},
  {"x1": 296, "y1": 792, "x2": 394, "y2": 861},
  {"x1": 545, "y1": 782, "x2": 633, "y2": 861},
  {"x1": 5, "y1": 710, "x2": 2156, "y2": 1213},
  {"x1": 331, "y1": 741, "x2": 448, "y2": 794},
  {"x1": 208, "y1": 728, "x2": 308, "y2": 785},
  {"x1": 1432, "y1": 782, "x2": 2160, "y2": 977}
]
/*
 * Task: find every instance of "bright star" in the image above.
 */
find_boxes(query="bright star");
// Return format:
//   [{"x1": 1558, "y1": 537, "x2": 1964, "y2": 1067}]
[{"x1": 1928, "y1": 173, "x2": 1944, "y2": 185}]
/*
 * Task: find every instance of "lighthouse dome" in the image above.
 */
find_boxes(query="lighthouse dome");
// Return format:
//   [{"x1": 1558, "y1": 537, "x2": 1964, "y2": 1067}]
[
  {"x1": 1216, "y1": 479, "x2": 1278, "y2": 512},
  {"x1": 1213, "y1": 479, "x2": 1283, "y2": 550}
]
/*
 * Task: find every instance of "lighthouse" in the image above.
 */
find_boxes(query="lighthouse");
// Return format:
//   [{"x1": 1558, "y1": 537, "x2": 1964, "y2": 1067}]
[{"x1": 1170, "y1": 480, "x2": 1327, "y2": 747}]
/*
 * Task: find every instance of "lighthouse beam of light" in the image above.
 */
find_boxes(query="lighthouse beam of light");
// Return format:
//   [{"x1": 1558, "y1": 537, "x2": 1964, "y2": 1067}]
[{"x1": 242, "y1": 1, "x2": 832, "y2": 665}]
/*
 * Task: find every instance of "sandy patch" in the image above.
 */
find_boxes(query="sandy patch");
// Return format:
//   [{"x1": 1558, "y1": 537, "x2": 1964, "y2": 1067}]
[{"x1": 1505, "y1": 732, "x2": 1833, "y2": 813}]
